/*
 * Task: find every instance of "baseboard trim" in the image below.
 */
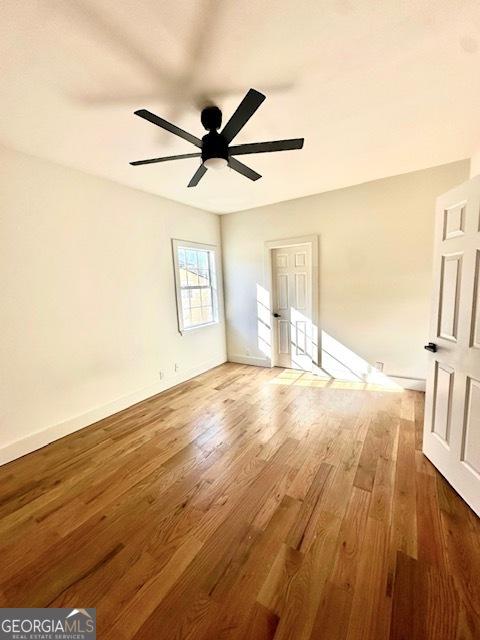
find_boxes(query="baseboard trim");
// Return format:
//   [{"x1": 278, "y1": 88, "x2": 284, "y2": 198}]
[
  {"x1": 0, "y1": 357, "x2": 226, "y2": 467},
  {"x1": 228, "y1": 354, "x2": 271, "y2": 367},
  {"x1": 388, "y1": 375, "x2": 426, "y2": 391}
]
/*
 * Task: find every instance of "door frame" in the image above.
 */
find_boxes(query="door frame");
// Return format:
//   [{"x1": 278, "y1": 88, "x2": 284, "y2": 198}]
[{"x1": 264, "y1": 235, "x2": 319, "y2": 369}]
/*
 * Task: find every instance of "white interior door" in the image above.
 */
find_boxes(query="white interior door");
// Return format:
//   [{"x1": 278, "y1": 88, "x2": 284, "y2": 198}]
[
  {"x1": 272, "y1": 244, "x2": 313, "y2": 371},
  {"x1": 423, "y1": 175, "x2": 480, "y2": 517}
]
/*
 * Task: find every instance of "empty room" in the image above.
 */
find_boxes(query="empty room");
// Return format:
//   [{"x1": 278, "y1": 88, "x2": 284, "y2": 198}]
[{"x1": 1, "y1": 1, "x2": 480, "y2": 639}]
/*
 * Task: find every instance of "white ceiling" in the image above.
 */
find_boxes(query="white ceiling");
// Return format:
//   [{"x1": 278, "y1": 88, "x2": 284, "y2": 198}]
[{"x1": 1, "y1": 0, "x2": 479, "y2": 213}]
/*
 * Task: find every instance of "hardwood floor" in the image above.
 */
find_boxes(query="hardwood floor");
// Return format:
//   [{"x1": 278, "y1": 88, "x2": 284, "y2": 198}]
[{"x1": 0, "y1": 362, "x2": 479, "y2": 639}]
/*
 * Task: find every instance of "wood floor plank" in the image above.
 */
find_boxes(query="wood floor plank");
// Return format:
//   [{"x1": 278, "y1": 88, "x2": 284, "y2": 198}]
[
  {"x1": 285, "y1": 461, "x2": 333, "y2": 551},
  {"x1": 391, "y1": 417, "x2": 418, "y2": 559},
  {"x1": 353, "y1": 419, "x2": 382, "y2": 492},
  {"x1": 346, "y1": 516, "x2": 391, "y2": 640},
  {"x1": 102, "y1": 536, "x2": 204, "y2": 640},
  {"x1": 271, "y1": 511, "x2": 342, "y2": 640},
  {"x1": 0, "y1": 363, "x2": 479, "y2": 639},
  {"x1": 390, "y1": 550, "x2": 460, "y2": 640},
  {"x1": 204, "y1": 495, "x2": 301, "y2": 638},
  {"x1": 415, "y1": 471, "x2": 447, "y2": 569},
  {"x1": 309, "y1": 581, "x2": 352, "y2": 640},
  {"x1": 330, "y1": 486, "x2": 371, "y2": 592}
]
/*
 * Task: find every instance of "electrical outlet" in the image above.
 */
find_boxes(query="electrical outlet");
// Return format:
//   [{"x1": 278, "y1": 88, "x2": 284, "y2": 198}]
[
  {"x1": 246, "y1": 348, "x2": 251, "y2": 356},
  {"x1": 375, "y1": 361, "x2": 384, "y2": 372},
  {"x1": 158, "y1": 371, "x2": 164, "y2": 380},
  {"x1": 174, "y1": 363, "x2": 179, "y2": 373}
]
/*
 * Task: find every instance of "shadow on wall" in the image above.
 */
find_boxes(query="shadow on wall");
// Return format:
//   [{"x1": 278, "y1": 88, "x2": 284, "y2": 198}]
[{"x1": 256, "y1": 284, "x2": 402, "y2": 392}]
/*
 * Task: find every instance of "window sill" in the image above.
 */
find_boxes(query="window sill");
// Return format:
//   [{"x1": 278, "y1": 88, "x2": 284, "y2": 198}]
[{"x1": 180, "y1": 320, "x2": 220, "y2": 335}]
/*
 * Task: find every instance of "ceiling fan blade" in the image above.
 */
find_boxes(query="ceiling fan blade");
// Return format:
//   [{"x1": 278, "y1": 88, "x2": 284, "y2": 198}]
[
  {"x1": 228, "y1": 157, "x2": 261, "y2": 181},
  {"x1": 134, "y1": 109, "x2": 202, "y2": 148},
  {"x1": 229, "y1": 138, "x2": 304, "y2": 155},
  {"x1": 130, "y1": 153, "x2": 201, "y2": 166},
  {"x1": 187, "y1": 164, "x2": 207, "y2": 187},
  {"x1": 221, "y1": 89, "x2": 266, "y2": 144}
]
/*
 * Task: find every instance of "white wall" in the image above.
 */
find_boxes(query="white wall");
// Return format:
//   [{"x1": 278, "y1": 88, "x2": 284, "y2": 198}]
[
  {"x1": 470, "y1": 149, "x2": 480, "y2": 177},
  {"x1": 221, "y1": 160, "x2": 469, "y2": 385},
  {"x1": 0, "y1": 146, "x2": 226, "y2": 464}
]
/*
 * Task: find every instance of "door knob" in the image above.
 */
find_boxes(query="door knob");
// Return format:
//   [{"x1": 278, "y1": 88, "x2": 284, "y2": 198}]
[
  {"x1": 424, "y1": 342, "x2": 437, "y2": 353},
  {"x1": 273, "y1": 312, "x2": 281, "y2": 318}
]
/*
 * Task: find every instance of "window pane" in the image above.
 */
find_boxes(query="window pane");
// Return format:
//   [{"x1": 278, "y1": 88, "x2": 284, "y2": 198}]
[
  {"x1": 202, "y1": 306, "x2": 213, "y2": 323},
  {"x1": 197, "y1": 251, "x2": 208, "y2": 269},
  {"x1": 198, "y1": 269, "x2": 210, "y2": 285},
  {"x1": 187, "y1": 268, "x2": 199, "y2": 286},
  {"x1": 190, "y1": 288, "x2": 202, "y2": 308},
  {"x1": 181, "y1": 288, "x2": 190, "y2": 307},
  {"x1": 201, "y1": 288, "x2": 212, "y2": 306},
  {"x1": 179, "y1": 267, "x2": 187, "y2": 286},
  {"x1": 182, "y1": 307, "x2": 192, "y2": 328},
  {"x1": 178, "y1": 248, "x2": 186, "y2": 268},
  {"x1": 178, "y1": 248, "x2": 188, "y2": 285},
  {"x1": 186, "y1": 249, "x2": 197, "y2": 269},
  {"x1": 190, "y1": 307, "x2": 203, "y2": 324}
]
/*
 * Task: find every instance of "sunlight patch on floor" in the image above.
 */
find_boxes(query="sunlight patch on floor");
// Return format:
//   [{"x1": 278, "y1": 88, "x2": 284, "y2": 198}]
[{"x1": 269, "y1": 368, "x2": 403, "y2": 392}]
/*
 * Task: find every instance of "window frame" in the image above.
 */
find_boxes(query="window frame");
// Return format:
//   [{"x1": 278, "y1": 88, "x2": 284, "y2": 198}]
[{"x1": 172, "y1": 238, "x2": 220, "y2": 334}]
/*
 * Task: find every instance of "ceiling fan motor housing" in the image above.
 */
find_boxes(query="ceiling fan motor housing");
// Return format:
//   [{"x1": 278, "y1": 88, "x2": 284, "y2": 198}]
[
  {"x1": 201, "y1": 105, "x2": 222, "y2": 131},
  {"x1": 201, "y1": 131, "x2": 229, "y2": 163},
  {"x1": 200, "y1": 105, "x2": 228, "y2": 163}
]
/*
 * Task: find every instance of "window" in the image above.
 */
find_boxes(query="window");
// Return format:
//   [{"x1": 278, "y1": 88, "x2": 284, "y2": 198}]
[{"x1": 172, "y1": 239, "x2": 219, "y2": 333}]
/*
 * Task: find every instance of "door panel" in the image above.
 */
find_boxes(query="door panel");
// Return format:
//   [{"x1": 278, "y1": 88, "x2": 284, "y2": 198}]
[
  {"x1": 295, "y1": 251, "x2": 306, "y2": 267},
  {"x1": 278, "y1": 320, "x2": 289, "y2": 355},
  {"x1": 424, "y1": 175, "x2": 480, "y2": 518},
  {"x1": 432, "y1": 362, "x2": 454, "y2": 444},
  {"x1": 276, "y1": 253, "x2": 288, "y2": 268},
  {"x1": 295, "y1": 319, "x2": 307, "y2": 354},
  {"x1": 295, "y1": 273, "x2": 307, "y2": 309},
  {"x1": 462, "y1": 377, "x2": 480, "y2": 475},
  {"x1": 472, "y1": 251, "x2": 480, "y2": 348},
  {"x1": 277, "y1": 274, "x2": 288, "y2": 310},
  {"x1": 443, "y1": 202, "x2": 465, "y2": 239},
  {"x1": 438, "y1": 253, "x2": 462, "y2": 341},
  {"x1": 272, "y1": 243, "x2": 313, "y2": 370}
]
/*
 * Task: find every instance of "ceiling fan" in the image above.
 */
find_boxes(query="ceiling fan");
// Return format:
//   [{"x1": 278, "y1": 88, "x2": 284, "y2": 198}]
[{"x1": 130, "y1": 88, "x2": 304, "y2": 187}]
